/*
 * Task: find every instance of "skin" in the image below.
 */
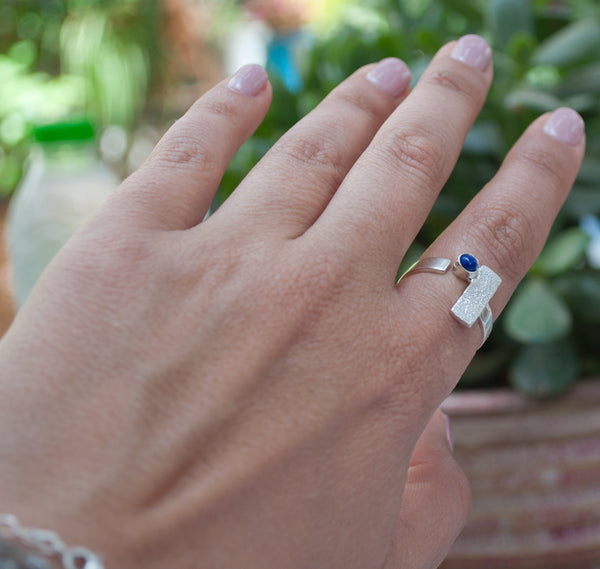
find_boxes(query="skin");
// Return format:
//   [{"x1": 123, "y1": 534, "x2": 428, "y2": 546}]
[{"x1": 0, "y1": 39, "x2": 584, "y2": 569}]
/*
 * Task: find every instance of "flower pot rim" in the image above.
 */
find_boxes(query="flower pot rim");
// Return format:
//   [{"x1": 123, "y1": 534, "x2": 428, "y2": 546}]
[{"x1": 443, "y1": 376, "x2": 600, "y2": 416}]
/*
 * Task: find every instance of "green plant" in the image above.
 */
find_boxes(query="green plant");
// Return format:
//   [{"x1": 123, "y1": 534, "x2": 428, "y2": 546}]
[
  {"x1": 0, "y1": 0, "x2": 161, "y2": 196},
  {"x1": 218, "y1": 0, "x2": 600, "y2": 397}
]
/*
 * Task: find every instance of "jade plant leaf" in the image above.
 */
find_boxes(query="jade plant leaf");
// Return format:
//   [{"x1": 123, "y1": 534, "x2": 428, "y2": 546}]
[
  {"x1": 486, "y1": 0, "x2": 533, "y2": 50},
  {"x1": 532, "y1": 19, "x2": 600, "y2": 67},
  {"x1": 577, "y1": 158, "x2": 600, "y2": 185},
  {"x1": 504, "y1": 88, "x2": 563, "y2": 113},
  {"x1": 564, "y1": 185, "x2": 600, "y2": 218},
  {"x1": 509, "y1": 340, "x2": 578, "y2": 398},
  {"x1": 464, "y1": 121, "x2": 504, "y2": 155},
  {"x1": 558, "y1": 63, "x2": 600, "y2": 97},
  {"x1": 532, "y1": 228, "x2": 590, "y2": 277},
  {"x1": 555, "y1": 272, "x2": 600, "y2": 324},
  {"x1": 504, "y1": 279, "x2": 572, "y2": 343}
]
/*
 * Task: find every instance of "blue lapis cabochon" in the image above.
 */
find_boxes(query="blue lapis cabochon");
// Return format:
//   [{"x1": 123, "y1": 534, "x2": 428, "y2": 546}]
[{"x1": 459, "y1": 253, "x2": 479, "y2": 273}]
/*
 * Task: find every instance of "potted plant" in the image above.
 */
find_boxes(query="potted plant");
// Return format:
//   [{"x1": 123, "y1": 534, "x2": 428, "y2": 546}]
[{"x1": 216, "y1": 0, "x2": 600, "y2": 566}]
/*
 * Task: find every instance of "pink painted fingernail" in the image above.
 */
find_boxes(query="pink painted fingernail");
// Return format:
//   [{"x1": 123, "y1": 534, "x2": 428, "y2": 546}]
[
  {"x1": 228, "y1": 64, "x2": 268, "y2": 97},
  {"x1": 443, "y1": 413, "x2": 454, "y2": 453},
  {"x1": 366, "y1": 58, "x2": 411, "y2": 98},
  {"x1": 451, "y1": 34, "x2": 492, "y2": 71},
  {"x1": 543, "y1": 107, "x2": 585, "y2": 146}
]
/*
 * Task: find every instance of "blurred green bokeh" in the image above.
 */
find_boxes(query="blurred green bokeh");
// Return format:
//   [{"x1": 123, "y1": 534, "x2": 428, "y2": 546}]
[
  {"x1": 217, "y1": 0, "x2": 600, "y2": 395},
  {"x1": 0, "y1": 0, "x2": 161, "y2": 196}
]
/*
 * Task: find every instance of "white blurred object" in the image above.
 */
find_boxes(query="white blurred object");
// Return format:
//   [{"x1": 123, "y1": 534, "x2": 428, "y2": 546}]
[
  {"x1": 580, "y1": 214, "x2": 600, "y2": 269},
  {"x1": 100, "y1": 125, "x2": 128, "y2": 164},
  {"x1": 126, "y1": 126, "x2": 159, "y2": 175},
  {"x1": 6, "y1": 120, "x2": 119, "y2": 307},
  {"x1": 223, "y1": 19, "x2": 270, "y2": 75}
]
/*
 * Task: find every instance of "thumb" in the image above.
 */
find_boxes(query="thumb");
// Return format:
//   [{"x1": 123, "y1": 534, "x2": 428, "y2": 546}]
[{"x1": 384, "y1": 409, "x2": 471, "y2": 569}]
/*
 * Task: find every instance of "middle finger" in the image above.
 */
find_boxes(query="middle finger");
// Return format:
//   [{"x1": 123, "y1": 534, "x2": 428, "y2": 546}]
[
  {"x1": 218, "y1": 58, "x2": 411, "y2": 237},
  {"x1": 311, "y1": 35, "x2": 493, "y2": 277}
]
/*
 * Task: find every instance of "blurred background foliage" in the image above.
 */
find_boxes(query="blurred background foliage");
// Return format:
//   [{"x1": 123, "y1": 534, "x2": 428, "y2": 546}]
[
  {"x1": 218, "y1": 0, "x2": 600, "y2": 396},
  {"x1": 1, "y1": 0, "x2": 599, "y2": 395},
  {"x1": 0, "y1": 0, "x2": 163, "y2": 194}
]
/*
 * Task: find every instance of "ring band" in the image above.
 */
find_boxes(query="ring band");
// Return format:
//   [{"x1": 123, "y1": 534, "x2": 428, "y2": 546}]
[{"x1": 397, "y1": 254, "x2": 502, "y2": 348}]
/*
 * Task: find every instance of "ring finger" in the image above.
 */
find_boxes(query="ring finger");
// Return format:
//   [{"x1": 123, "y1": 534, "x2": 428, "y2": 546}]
[{"x1": 395, "y1": 107, "x2": 585, "y2": 411}]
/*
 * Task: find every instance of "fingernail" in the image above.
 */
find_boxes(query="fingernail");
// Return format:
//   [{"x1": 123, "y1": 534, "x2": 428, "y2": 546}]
[
  {"x1": 442, "y1": 413, "x2": 454, "y2": 453},
  {"x1": 451, "y1": 34, "x2": 492, "y2": 71},
  {"x1": 366, "y1": 58, "x2": 411, "y2": 98},
  {"x1": 228, "y1": 64, "x2": 268, "y2": 97},
  {"x1": 543, "y1": 107, "x2": 585, "y2": 146}
]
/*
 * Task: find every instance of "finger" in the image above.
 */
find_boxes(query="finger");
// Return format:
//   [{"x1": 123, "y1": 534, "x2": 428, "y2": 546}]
[
  {"x1": 115, "y1": 64, "x2": 272, "y2": 231},
  {"x1": 312, "y1": 35, "x2": 493, "y2": 275},
  {"x1": 217, "y1": 58, "x2": 411, "y2": 237},
  {"x1": 384, "y1": 411, "x2": 470, "y2": 569},
  {"x1": 396, "y1": 108, "x2": 585, "y2": 408}
]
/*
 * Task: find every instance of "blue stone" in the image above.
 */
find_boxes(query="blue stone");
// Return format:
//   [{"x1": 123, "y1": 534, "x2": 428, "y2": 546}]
[{"x1": 459, "y1": 253, "x2": 479, "y2": 272}]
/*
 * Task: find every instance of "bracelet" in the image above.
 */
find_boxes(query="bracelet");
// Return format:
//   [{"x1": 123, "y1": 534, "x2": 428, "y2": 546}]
[{"x1": 0, "y1": 514, "x2": 105, "y2": 569}]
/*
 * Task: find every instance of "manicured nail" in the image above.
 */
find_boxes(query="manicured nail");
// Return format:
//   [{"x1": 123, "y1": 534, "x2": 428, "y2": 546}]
[
  {"x1": 366, "y1": 58, "x2": 411, "y2": 98},
  {"x1": 228, "y1": 64, "x2": 268, "y2": 97},
  {"x1": 451, "y1": 34, "x2": 492, "y2": 71},
  {"x1": 543, "y1": 107, "x2": 585, "y2": 146},
  {"x1": 443, "y1": 413, "x2": 454, "y2": 453}
]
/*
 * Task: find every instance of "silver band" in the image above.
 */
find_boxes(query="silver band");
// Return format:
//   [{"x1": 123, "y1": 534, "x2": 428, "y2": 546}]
[
  {"x1": 0, "y1": 514, "x2": 104, "y2": 569},
  {"x1": 397, "y1": 255, "x2": 501, "y2": 348}
]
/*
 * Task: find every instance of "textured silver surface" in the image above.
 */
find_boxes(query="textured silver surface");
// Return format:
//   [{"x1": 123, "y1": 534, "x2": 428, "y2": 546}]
[{"x1": 451, "y1": 265, "x2": 502, "y2": 327}]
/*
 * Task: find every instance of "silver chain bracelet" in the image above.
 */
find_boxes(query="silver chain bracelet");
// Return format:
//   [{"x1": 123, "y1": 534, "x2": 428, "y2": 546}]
[{"x1": 0, "y1": 514, "x2": 105, "y2": 569}]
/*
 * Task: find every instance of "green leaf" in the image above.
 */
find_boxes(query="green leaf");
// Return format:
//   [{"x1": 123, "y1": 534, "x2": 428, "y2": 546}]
[
  {"x1": 525, "y1": 64, "x2": 561, "y2": 90},
  {"x1": 504, "y1": 279, "x2": 572, "y2": 343},
  {"x1": 504, "y1": 88, "x2": 562, "y2": 113},
  {"x1": 487, "y1": 0, "x2": 534, "y2": 49},
  {"x1": 532, "y1": 19, "x2": 600, "y2": 67},
  {"x1": 564, "y1": 93, "x2": 598, "y2": 113},
  {"x1": 509, "y1": 340, "x2": 578, "y2": 398},
  {"x1": 400, "y1": 0, "x2": 433, "y2": 18},
  {"x1": 532, "y1": 228, "x2": 590, "y2": 277},
  {"x1": 555, "y1": 272, "x2": 600, "y2": 324},
  {"x1": 463, "y1": 121, "x2": 504, "y2": 155},
  {"x1": 564, "y1": 184, "x2": 600, "y2": 218},
  {"x1": 461, "y1": 348, "x2": 512, "y2": 387},
  {"x1": 0, "y1": 154, "x2": 21, "y2": 196}
]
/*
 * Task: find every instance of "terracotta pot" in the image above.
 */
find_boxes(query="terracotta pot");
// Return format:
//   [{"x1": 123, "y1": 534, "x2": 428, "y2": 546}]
[
  {"x1": 441, "y1": 380, "x2": 600, "y2": 569},
  {"x1": 0, "y1": 199, "x2": 15, "y2": 338}
]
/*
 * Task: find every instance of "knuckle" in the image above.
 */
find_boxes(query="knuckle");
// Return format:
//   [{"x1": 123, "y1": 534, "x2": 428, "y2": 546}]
[
  {"x1": 277, "y1": 129, "x2": 347, "y2": 184},
  {"x1": 152, "y1": 132, "x2": 218, "y2": 173},
  {"x1": 298, "y1": 249, "x2": 348, "y2": 298},
  {"x1": 427, "y1": 68, "x2": 481, "y2": 105},
  {"x1": 285, "y1": 249, "x2": 351, "y2": 323},
  {"x1": 469, "y1": 204, "x2": 533, "y2": 281},
  {"x1": 337, "y1": 89, "x2": 385, "y2": 123},
  {"x1": 513, "y1": 147, "x2": 568, "y2": 187},
  {"x1": 68, "y1": 229, "x2": 155, "y2": 288},
  {"x1": 194, "y1": 97, "x2": 239, "y2": 124},
  {"x1": 381, "y1": 128, "x2": 446, "y2": 188}
]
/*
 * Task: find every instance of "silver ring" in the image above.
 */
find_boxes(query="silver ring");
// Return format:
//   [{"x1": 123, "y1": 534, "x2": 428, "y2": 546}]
[{"x1": 397, "y1": 254, "x2": 502, "y2": 348}]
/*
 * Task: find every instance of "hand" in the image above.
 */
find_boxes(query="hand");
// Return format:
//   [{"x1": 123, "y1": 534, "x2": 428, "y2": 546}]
[{"x1": 0, "y1": 35, "x2": 584, "y2": 569}]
